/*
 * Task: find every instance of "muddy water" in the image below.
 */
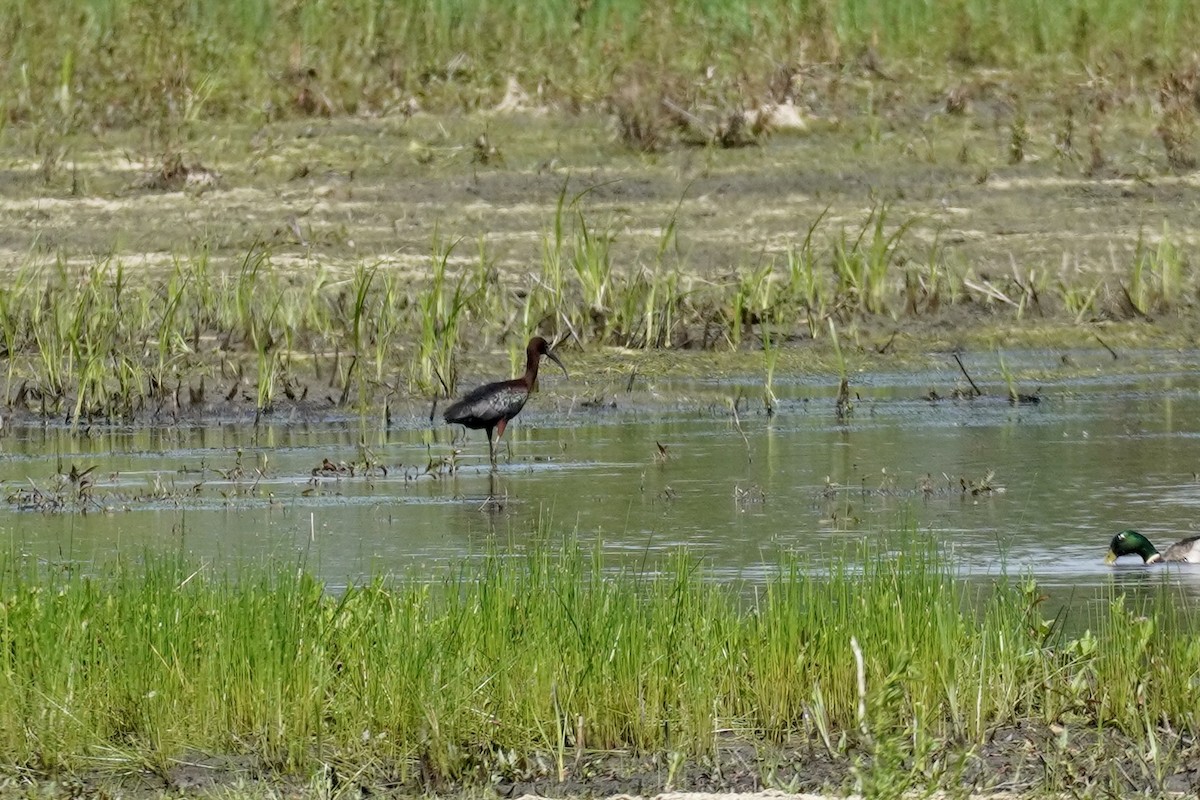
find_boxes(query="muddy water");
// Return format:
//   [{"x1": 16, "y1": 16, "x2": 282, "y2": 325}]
[{"x1": 3, "y1": 349, "x2": 1200, "y2": 610}]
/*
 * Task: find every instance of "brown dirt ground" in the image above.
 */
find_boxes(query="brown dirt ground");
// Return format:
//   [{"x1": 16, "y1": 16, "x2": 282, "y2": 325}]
[
  {"x1": 2, "y1": 95, "x2": 1197, "y2": 290},
  {"x1": 3, "y1": 722, "x2": 1197, "y2": 799}
]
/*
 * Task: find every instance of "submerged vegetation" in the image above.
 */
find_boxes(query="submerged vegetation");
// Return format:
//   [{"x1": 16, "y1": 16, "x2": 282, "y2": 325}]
[{"x1": 0, "y1": 538, "x2": 1198, "y2": 796}]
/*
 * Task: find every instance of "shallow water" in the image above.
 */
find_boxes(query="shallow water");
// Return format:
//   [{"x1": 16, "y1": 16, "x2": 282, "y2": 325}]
[{"x1": 3, "y1": 348, "x2": 1200, "y2": 613}]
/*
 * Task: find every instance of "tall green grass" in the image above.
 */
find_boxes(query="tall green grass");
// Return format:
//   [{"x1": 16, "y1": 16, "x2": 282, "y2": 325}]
[
  {"x1": 3, "y1": 0, "x2": 1200, "y2": 129},
  {"x1": 1, "y1": 535, "x2": 1199, "y2": 787},
  {"x1": 1125, "y1": 223, "x2": 1187, "y2": 315}
]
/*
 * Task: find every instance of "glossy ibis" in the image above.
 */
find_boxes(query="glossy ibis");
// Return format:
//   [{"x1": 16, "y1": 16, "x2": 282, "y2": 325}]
[
  {"x1": 1105, "y1": 529, "x2": 1200, "y2": 564},
  {"x1": 443, "y1": 337, "x2": 567, "y2": 468}
]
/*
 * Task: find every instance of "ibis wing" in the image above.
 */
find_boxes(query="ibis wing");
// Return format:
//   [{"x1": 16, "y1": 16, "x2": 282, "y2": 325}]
[{"x1": 443, "y1": 380, "x2": 529, "y2": 429}]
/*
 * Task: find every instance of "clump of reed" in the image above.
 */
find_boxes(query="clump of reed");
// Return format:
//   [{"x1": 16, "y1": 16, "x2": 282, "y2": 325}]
[
  {"x1": 1, "y1": 533, "x2": 1198, "y2": 794},
  {"x1": 1156, "y1": 59, "x2": 1200, "y2": 171},
  {"x1": 1123, "y1": 223, "x2": 1187, "y2": 316}
]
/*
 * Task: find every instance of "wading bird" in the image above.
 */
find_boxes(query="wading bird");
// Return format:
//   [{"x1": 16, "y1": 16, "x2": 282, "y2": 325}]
[
  {"x1": 443, "y1": 337, "x2": 567, "y2": 468},
  {"x1": 1105, "y1": 529, "x2": 1200, "y2": 564}
]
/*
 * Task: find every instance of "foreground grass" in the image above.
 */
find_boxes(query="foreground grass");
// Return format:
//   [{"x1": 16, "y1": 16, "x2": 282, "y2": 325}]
[{"x1": 1, "y1": 535, "x2": 1198, "y2": 795}]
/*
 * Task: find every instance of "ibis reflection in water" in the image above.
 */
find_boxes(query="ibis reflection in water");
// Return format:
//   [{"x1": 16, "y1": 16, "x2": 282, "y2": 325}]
[{"x1": 443, "y1": 337, "x2": 568, "y2": 468}]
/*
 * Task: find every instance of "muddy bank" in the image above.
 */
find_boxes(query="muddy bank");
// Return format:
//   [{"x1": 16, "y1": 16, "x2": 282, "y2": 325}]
[
  {"x1": 2, "y1": 109, "x2": 1196, "y2": 284},
  {"x1": 6, "y1": 723, "x2": 1196, "y2": 799}
]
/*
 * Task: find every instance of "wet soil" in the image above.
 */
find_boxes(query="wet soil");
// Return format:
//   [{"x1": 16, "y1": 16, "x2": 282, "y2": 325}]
[
  {"x1": 4, "y1": 723, "x2": 1197, "y2": 799},
  {"x1": 1, "y1": 90, "x2": 1196, "y2": 289}
]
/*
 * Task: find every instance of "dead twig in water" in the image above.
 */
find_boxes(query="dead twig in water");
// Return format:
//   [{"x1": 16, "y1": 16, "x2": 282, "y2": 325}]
[
  {"x1": 727, "y1": 397, "x2": 752, "y2": 464},
  {"x1": 953, "y1": 353, "x2": 983, "y2": 397},
  {"x1": 1093, "y1": 332, "x2": 1118, "y2": 360}
]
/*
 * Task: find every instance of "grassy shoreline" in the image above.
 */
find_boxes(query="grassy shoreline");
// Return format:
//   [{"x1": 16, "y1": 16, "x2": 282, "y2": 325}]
[{"x1": 1, "y1": 536, "x2": 1198, "y2": 796}]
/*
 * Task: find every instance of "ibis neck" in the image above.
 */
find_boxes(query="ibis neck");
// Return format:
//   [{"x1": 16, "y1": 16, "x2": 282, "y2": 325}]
[{"x1": 521, "y1": 350, "x2": 541, "y2": 387}]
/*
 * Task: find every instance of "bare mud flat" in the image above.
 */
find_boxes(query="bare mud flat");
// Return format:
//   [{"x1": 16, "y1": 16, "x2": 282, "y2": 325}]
[{"x1": 3, "y1": 98, "x2": 1198, "y2": 295}]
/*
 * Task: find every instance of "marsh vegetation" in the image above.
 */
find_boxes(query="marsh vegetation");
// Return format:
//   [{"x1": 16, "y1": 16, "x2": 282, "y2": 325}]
[
  {"x1": 0, "y1": 196, "x2": 1194, "y2": 424},
  {"x1": 4, "y1": 2, "x2": 1200, "y2": 797},
  {"x1": 5, "y1": 0, "x2": 1200, "y2": 422}
]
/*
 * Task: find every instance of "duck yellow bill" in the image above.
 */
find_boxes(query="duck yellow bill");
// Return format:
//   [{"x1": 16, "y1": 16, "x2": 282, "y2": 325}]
[{"x1": 1104, "y1": 549, "x2": 1118, "y2": 565}]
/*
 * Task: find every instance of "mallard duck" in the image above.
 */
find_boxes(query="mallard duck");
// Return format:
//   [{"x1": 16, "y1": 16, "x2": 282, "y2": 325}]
[{"x1": 1105, "y1": 529, "x2": 1200, "y2": 564}]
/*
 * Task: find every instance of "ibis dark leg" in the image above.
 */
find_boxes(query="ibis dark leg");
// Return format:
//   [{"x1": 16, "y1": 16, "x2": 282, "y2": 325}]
[
  {"x1": 493, "y1": 418, "x2": 509, "y2": 469},
  {"x1": 487, "y1": 426, "x2": 497, "y2": 470}
]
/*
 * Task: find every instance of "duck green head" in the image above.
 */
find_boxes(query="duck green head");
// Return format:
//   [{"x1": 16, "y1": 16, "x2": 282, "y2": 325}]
[{"x1": 1105, "y1": 530, "x2": 1161, "y2": 564}]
